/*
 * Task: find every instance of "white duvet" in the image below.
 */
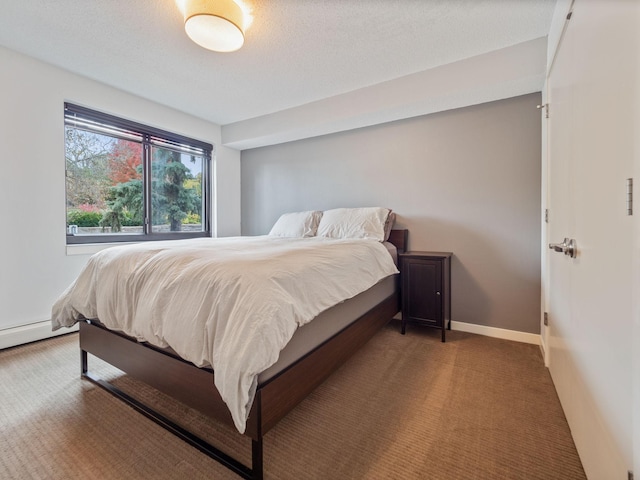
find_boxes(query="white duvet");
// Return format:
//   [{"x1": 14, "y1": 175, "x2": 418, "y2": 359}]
[{"x1": 51, "y1": 236, "x2": 398, "y2": 433}]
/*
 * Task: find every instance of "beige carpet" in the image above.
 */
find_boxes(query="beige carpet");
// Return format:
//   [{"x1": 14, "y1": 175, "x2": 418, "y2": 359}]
[{"x1": 0, "y1": 324, "x2": 585, "y2": 479}]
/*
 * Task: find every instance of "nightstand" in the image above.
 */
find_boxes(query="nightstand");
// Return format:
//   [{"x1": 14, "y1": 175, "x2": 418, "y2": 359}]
[{"x1": 399, "y1": 251, "x2": 452, "y2": 342}]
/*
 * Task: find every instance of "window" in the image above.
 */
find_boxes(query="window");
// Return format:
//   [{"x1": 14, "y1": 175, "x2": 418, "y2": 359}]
[{"x1": 64, "y1": 103, "x2": 212, "y2": 244}]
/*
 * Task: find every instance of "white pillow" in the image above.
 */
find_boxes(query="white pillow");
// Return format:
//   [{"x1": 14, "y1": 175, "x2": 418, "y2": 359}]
[
  {"x1": 268, "y1": 211, "x2": 323, "y2": 237},
  {"x1": 317, "y1": 207, "x2": 390, "y2": 241}
]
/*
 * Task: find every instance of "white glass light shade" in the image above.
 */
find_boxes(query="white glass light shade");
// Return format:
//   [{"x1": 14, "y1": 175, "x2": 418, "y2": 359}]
[{"x1": 184, "y1": 0, "x2": 245, "y2": 52}]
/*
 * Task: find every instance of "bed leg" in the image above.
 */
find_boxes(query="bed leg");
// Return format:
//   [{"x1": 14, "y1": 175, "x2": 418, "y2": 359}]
[
  {"x1": 252, "y1": 438, "x2": 263, "y2": 480},
  {"x1": 81, "y1": 349, "x2": 88, "y2": 375}
]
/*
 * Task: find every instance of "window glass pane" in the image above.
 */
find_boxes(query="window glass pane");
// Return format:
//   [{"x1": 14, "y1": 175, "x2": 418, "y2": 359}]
[
  {"x1": 65, "y1": 127, "x2": 143, "y2": 236},
  {"x1": 150, "y1": 146, "x2": 204, "y2": 233}
]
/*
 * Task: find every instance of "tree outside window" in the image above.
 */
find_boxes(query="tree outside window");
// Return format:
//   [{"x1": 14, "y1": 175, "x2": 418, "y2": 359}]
[{"x1": 64, "y1": 103, "x2": 211, "y2": 244}]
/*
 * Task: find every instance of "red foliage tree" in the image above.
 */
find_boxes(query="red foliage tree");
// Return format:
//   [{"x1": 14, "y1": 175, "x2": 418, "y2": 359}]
[{"x1": 108, "y1": 139, "x2": 142, "y2": 184}]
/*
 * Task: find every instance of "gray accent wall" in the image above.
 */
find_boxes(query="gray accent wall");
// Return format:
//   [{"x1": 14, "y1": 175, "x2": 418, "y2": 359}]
[{"x1": 241, "y1": 93, "x2": 541, "y2": 334}]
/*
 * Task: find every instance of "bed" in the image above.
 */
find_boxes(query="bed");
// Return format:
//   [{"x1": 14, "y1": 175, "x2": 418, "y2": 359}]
[{"x1": 52, "y1": 208, "x2": 407, "y2": 479}]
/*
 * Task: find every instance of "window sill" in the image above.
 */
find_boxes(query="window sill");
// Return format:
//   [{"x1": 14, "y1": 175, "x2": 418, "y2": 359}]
[
  {"x1": 66, "y1": 242, "x2": 136, "y2": 256},
  {"x1": 66, "y1": 232, "x2": 211, "y2": 255}
]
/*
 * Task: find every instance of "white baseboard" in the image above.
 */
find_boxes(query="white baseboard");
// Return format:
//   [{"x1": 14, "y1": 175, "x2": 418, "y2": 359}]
[
  {"x1": 451, "y1": 320, "x2": 541, "y2": 345},
  {"x1": 0, "y1": 320, "x2": 78, "y2": 350},
  {"x1": 539, "y1": 329, "x2": 548, "y2": 364},
  {"x1": 394, "y1": 314, "x2": 542, "y2": 345}
]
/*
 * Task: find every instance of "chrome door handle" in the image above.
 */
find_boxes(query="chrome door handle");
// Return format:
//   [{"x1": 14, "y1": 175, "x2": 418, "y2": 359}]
[
  {"x1": 548, "y1": 238, "x2": 577, "y2": 258},
  {"x1": 548, "y1": 241, "x2": 565, "y2": 252}
]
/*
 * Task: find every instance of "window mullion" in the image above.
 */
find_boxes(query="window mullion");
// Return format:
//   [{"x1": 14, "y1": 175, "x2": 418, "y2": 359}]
[
  {"x1": 204, "y1": 151, "x2": 212, "y2": 234},
  {"x1": 143, "y1": 139, "x2": 152, "y2": 235}
]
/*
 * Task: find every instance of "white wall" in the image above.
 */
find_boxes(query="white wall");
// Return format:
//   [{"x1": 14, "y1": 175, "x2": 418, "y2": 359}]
[{"x1": 0, "y1": 46, "x2": 241, "y2": 347}]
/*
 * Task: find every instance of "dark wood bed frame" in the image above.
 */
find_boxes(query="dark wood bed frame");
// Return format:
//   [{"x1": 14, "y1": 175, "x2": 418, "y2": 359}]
[{"x1": 79, "y1": 229, "x2": 408, "y2": 479}]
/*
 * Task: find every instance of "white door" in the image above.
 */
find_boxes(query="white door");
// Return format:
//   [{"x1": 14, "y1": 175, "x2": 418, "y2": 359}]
[{"x1": 546, "y1": 1, "x2": 635, "y2": 478}]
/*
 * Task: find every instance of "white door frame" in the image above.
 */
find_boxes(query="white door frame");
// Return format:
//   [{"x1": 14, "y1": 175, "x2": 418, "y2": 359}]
[{"x1": 541, "y1": 0, "x2": 575, "y2": 368}]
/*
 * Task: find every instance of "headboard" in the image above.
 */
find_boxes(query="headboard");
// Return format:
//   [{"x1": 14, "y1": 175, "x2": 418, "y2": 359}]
[{"x1": 388, "y1": 229, "x2": 408, "y2": 254}]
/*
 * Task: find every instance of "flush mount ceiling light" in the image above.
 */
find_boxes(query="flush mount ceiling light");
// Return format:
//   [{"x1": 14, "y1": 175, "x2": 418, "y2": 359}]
[{"x1": 183, "y1": 0, "x2": 245, "y2": 52}]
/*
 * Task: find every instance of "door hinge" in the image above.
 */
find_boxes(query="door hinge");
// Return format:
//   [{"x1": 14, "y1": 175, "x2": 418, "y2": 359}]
[
  {"x1": 544, "y1": 209, "x2": 549, "y2": 223},
  {"x1": 627, "y1": 178, "x2": 633, "y2": 215},
  {"x1": 537, "y1": 103, "x2": 549, "y2": 118},
  {"x1": 544, "y1": 312, "x2": 549, "y2": 326}
]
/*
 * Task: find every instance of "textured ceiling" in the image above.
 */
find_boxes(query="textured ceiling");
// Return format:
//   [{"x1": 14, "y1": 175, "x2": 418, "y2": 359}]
[{"x1": 0, "y1": 0, "x2": 556, "y2": 125}]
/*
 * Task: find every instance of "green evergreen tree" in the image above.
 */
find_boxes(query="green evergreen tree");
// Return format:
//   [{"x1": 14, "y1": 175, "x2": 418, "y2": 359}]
[
  {"x1": 152, "y1": 149, "x2": 200, "y2": 231},
  {"x1": 100, "y1": 148, "x2": 200, "y2": 232},
  {"x1": 99, "y1": 172, "x2": 143, "y2": 232}
]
